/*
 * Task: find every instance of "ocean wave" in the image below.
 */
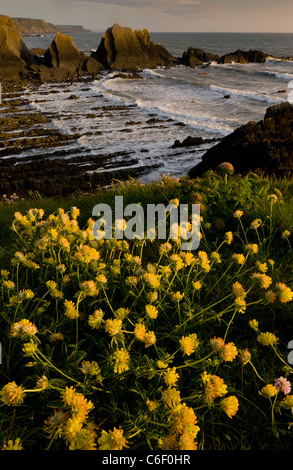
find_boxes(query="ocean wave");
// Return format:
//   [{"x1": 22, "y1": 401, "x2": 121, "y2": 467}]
[
  {"x1": 142, "y1": 69, "x2": 166, "y2": 78},
  {"x1": 264, "y1": 71, "x2": 293, "y2": 80},
  {"x1": 209, "y1": 84, "x2": 286, "y2": 104}
]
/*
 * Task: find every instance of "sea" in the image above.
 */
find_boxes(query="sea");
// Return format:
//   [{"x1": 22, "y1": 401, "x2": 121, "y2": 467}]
[{"x1": 17, "y1": 32, "x2": 293, "y2": 181}]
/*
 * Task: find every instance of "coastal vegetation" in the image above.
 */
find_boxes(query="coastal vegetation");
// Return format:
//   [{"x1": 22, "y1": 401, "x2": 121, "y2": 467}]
[{"x1": 0, "y1": 169, "x2": 292, "y2": 450}]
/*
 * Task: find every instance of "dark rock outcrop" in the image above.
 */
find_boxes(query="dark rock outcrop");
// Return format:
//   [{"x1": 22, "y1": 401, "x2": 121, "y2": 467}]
[
  {"x1": 180, "y1": 47, "x2": 269, "y2": 67},
  {"x1": 188, "y1": 102, "x2": 293, "y2": 178},
  {"x1": 218, "y1": 49, "x2": 268, "y2": 64},
  {"x1": 93, "y1": 22, "x2": 177, "y2": 71},
  {"x1": 180, "y1": 47, "x2": 220, "y2": 67},
  {"x1": 172, "y1": 135, "x2": 221, "y2": 148}
]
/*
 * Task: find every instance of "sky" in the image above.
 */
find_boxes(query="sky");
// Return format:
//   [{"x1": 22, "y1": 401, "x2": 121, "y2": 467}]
[{"x1": 1, "y1": 0, "x2": 293, "y2": 33}]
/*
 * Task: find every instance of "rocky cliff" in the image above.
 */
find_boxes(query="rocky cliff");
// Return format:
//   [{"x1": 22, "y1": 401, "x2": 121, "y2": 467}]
[{"x1": 12, "y1": 17, "x2": 91, "y2": 35}]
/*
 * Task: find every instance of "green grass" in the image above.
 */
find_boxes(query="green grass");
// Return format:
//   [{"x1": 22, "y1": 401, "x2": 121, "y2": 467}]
[{"x1": 0, "y1": 171, "x2": 292, "y2": 451}]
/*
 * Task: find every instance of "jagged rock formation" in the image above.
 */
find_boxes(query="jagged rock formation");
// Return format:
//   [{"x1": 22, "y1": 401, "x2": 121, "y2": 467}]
[
  {"x1": 92, "y1": 22, "x2": 177, "y2": 71},
  {"x1": 44, "y1": 32, "x2": 84, "y2": 71},
  {"x1": 0, "y1": 14, "x2": 34, "y2": 79},
  {"x1": 188, "y1": 102, "x2": 293, "y2": 178}
]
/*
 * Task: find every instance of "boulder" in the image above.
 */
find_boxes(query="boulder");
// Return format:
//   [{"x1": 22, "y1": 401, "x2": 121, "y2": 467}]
[
  {"x1": 180, "y1": 47, "x2": 220, "y2": 67},
  {"x1": 188, "y1": 102, "x2": 293, "y2": 178},
  {"x1": 0, "y1": 14, "x2": 33, "y2": 80},
  {"x1": 93, "y1": 22, "x2": 177, "y2": 71}
]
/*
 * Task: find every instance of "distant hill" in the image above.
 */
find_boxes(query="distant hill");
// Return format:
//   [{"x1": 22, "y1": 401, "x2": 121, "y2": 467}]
[{"x1": 12, "y1": 17, "x2": 91, "y2": 35}]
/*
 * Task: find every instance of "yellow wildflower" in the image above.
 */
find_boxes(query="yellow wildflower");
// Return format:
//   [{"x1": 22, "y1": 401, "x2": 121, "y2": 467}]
[
  {"x1": 159, "y1": 242, "x2": 172, "y2": 254},
  {"x1": 220, "y1": 343, "x2": 238, "y2": 362},
  {"x1": 18, "y1": 289, "x2": 35, "y2": 300},
  {"x1": 220, "y1": 396, "x2": 239, "y2": 418},
  {"x1": 162, "y1": 387, "x2": 181, "y2": 408},
  {"x1": 143, "y1": 272, "x2": 161, "y2": 289},
  {"x1": 235, "y1": 297, "x2": 246, "y2": 313},
  {"x1": 35, "y1": 375, "x2": 49, "y2": 390},
  {"x1": 225, "y1": 231, "x2": 233, "y2": 244},
  {"x1": 192, "y1": 281, "x2": 202, "y2": 290},
  {"x1": 256, "y1": 261, "x2": 268, "y2": 273},
  {"x1": 232, "y1": 282, "x2": 246, "y2": 298},
  {"x1": 178, "y1": 433, "x2": 198, "y2": 450},
  {"x1": 79, "y1": 280, "x2": 99, "y2": 296},
  {"x1": 179, "y1": 334, "x2": 199, "y2": 356},
  {"x1": 1, "y1": 269, "x2": 10, "y2": 279},
  {"x1": 96, "y1": 274, "x2": 108, "y2": 287},
  {"x1": 2, "y1": 438, "x2": 23, "y2": 450},
  {"x1": 210, "y1": 337, "x2": 225, "y2": 353},
  {"x1": 275, "y1": 283, "x2": 293, "y2": 303},
  {"x1": 104, "y1": 318, "x2": 122, "y2": 336},
  {"x1": 147, "y1": 291, "x2": 159, "y2": 303},
  {"x1": 232, "y1": 253, "x2": 245, "y2": 265},
  {"x1": 0, "y1": 382, "x2": 25, "y2": 406},
  {"x1": 169, "y1": 403, "x2": 199, "y2": 437},
  {"x1": 249, "y1": 319, "x2": 259, "y2": 331},
  {"x1": 80, "y1": 360, "x2": 101, "y2": 377},
  {"x1": 146, "y1": 399, "x2": 160, "y2": 412},
  {"x1": 114, "y1": 307, "x2": 130, "y2": 320},
  {"x1": 112, "y1": 348, "x2": 130, "y2": 374},
  {"x1": 250, "y1": 219, "x2": 262, "y2": 229},
  {"x1": 211, "y1": 252, "x2": 221, "y2": 263},
  {"x1": 88, "y1": 309, "x2": 104, "y2": 329},
  {"x1": 238, "y1": 348, "x2": 251, "y2": 365},
  {"x1": 265, "y1": 290, "x2": 277, "y2": 303},
  {"x1": 259, "y1": 384, "x2": 278, "y2": 398},
  {"x1": 143, "y1": 331, "x2": 156, "y2": 348},
  {"x1": 164, "y1": 368, "x2": 179, "y2": 387},
  {"x1": 245, "y1": 243, "x2": 259, "y2": 254},
  {"x1": 157, "y1": 360, "x2": 168, "y2": 369},
  {"x1": 171, "y1": 291, "x2": 184, "y2": 302},
  {"x1": 251, "y1": 273, "x2": 272, "y2": 289},
  {"x1": 202, "y1": 372, "x2": 228, "y2": 403},
  {"x1": 64, "y1": 300, "x2": 79, "y2": 320},
  {"x1": 169, "y1": 254, "x2": 184, "y2": 271},
  {"x1": 257, "y1": 332, "x2": 279, "y2": 347},
  {"x1": 22, "y1": 341, "x2": 38, "y2": 357},
  {"x1": 145, "y1": 304, "x2": 158, "y2": 319},
  {"x1": 281, "y1": 230, "x2": 290, "y2": 239},
  {"x1": 68, "y1": 424, "x2": 97, "y2": 450},
  {"x1": 71, "y1": 206, "x2": 80, "y2": 219},
  {"x1": 181, "y1": 252, "x2": 195, "y2": 266},
  {"x1": 2, "y1": 280, "x2": 15, "y2": 290},
  {"x1": 63, "y1": 416, "x2": 83, "y2": 443},
  {"x1": 133, "y1": 323, "x2": 147, "y2": 341},
  {"x1": 233, "y1": 210, "x2": 243, "y2": 218},
  {"x1": 98, "y1": 428, "x2": 127, "y2": 450},
  {"x1": 11, "y1": 319, "x2": 37, "y2": 338},
  {"x1": 280, "y1": 395, "x2": 293, "y2": 409}
]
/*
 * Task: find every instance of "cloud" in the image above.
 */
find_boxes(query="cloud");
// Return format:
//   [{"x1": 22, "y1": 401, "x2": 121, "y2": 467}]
[{"x1": 77, "y1": 0, "x2": 201, "y2": 13}]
